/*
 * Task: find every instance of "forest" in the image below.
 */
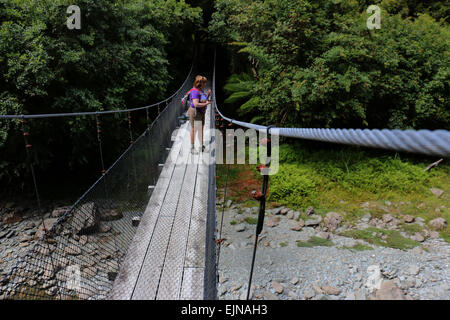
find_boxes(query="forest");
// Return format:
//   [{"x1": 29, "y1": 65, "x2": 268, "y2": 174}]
[{"x1": 0, "y1": 0, "x2": 449, "y2": 196}]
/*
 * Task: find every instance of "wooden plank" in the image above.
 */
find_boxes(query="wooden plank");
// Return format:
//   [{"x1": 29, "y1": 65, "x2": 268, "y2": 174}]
[
  {"x1": 131, "y1": 216, "x2": 174, "y2": 300},
  {"x1": 156, "y1": 152, "x2": 199, "y2": 299},
  {"x1": 180, "y1": 267, "x2": 204, "y2": 300}
]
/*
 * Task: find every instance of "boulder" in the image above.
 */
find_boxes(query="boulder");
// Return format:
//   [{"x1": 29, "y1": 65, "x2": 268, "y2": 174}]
[
  {"x1": 382, "y1": 214, "x2": 393, "y2": 223},
  {"x1": 99, "y1": 209, "x2": 123, "y2": 221},
  {"x1": 271, "y1": 281, "x2": 284, "y2": 294},
  {"x1": 428, "y1": 218, "x2": 447, "y2": 230},
  {"x1": 265, "y1": 218, "x2": 279, "y2": 228},
  {"x1": 280, "y1": 208, "x2": 289, "y2": 215},
  {"x1": 51, "y1": 207, "x2": 70, "y2": 218},
  {"x1": 365, "y1": 265, "x2": 382, "y2": 293},
  {"x1": 305, "y1": 206, "x2": 314, "y2": 216},
  {"x1": 2, "y1": 212, "x2": 22, "y2": 225},
  {"x1": 71, "y1": 202, "x2": 100, "y2": 235},
  {"x1": 402, "y1": 215, "x2": 415, "y2": 223},
  {"x1": 290, "y1": 219, "x2": 304, "y2": 231},
  {"x1": 411, "y1": 232, "x2": 425, "y2": 242},
  {"x1": 34, "y1": 218, "x2": 59, "y2": 240},
  {"x1": 375, "y1": 280, "x2": 407, "y2": 300},
  {"x1": 304, "y1": 215, "x2": 322, "y2": 227},
  {"x1": 430, "y1": 188, "x2": 444, "y2": 198},
  {"x1": 324, "y1": 212, "x2": 343, "y2": 231},
  {"x1": 321, "y1": 285, "x2": 341, "y2": 295}
]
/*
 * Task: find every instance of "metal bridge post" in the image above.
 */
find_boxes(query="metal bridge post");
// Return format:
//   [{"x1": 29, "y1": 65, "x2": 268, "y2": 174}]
[{"x1": 246, "y1": 125, "x2": 274, "y2": 300}]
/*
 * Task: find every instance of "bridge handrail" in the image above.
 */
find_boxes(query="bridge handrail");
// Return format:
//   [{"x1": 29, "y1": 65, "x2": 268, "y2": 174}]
[{"x1": 212, "y1": 64, "x2": 449, "y2": 158}]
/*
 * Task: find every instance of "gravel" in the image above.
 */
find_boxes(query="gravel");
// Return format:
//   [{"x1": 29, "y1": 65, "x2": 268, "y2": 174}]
[{"x1": 216, "y1": 205, "x2": 450, "y2": 300}]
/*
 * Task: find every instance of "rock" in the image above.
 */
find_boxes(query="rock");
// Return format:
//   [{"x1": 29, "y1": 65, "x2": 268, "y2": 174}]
[
  {"x1": 312, "y1": 285, "x2": 323, "y2": 294},
  {"x1": 303, "y1": 289, "x2": 316, "y2": 300},
  {"x1": 286, "y1": 211, "x2": 294, "y2": 219},
  {"x1": 100, "y1": 209, "x2": 123, "y2": 221},
  {"x1": 2, "y1": 212, "x2": 22, "y2": 225},
  {"x1": 321, "y1": 285, "x2": 341, "y2": 295},
  {"x1": 429, "y1": 231, "x2": 440, "y2": 239},
  {"x1": 23, "y1": 222, "x2": 36, "y2": 230},
  {"x1": 305, "y1": 206, "x2": 314, "y2": 216},
  {"x1": 305, "y1": 215, "x2": 322, "y2": 227},
  {"x1": 324, "y1": 212, "x2": 343, "y2": 231},
  {"x1": 360, "y1": 202, "x2": 370, "y2": 208},
  {"x1": 79, "y1": 235, "x2": 88, "y2": 245},
  {"x1": 345, "y1": 292, "x2": 356, "y2": 300},
  {"x1": 231, "y1": 283, "x2": 242, "y2": 292},
  {"x1": 428, "y1": 218, "x2": 447, "y2": 230},
  {"x1": 71, "y1": 202, "x2": 100, "y2": 235},
  {"x1": 51, "y1": 207, "x2": 70, "y2": 218},
  {"x1": 64, "y1": 244, "x2": 82, "y2": 256},
  {"x1": 280, "y1": 208, "x2": 289, "y2": 215},
  {"x1": 263, "y1": 290, "x2": 279, "y2": 300},
  {"x1": 411, "y1": 246, "x2": 423, "y2": 255},
  {"x1": 385, "y1": 201, "x2": 391, "y2": 206},
  {"x1": 219, "y1": 275, "x2": 228, "y2": 284},
  {"x1": 290, "y1": 277, "x2": 299, "y2": 285},
  {"x1": 408, "y1": 265, "x2": 420, "y2": 276},
  {"x1": 365, "y1": 265, "x2": 382, "y2": 293},
  {"x1": 235, "y1": 224, "x2": 246, "y2": 232},
  {"x1": 287, "y1": 290, "x2": 298, "y2": 299},
  {"x1": 293, "y1": 211, "x2": 301, "y2": 221},
  {"x1": 375, "y1": 280, "x2": 407, "y2": 300},
  {"x1": 265, "y1": 218, "x2": 279, "y2": 228},
  {"x1": 82, "y1": 266, "x2": 97, "y2": 278},
  {"x1": 430, "y1": 188, "x2": 444, "y2": 198},
  {"x1": 271, "y1": 281, "x2": 283, "y2": 294},
  {"x1": 317, "y1": 232, "x2": 330, "y2": 240},
  {"x1": 272, "y1": 207, "x2": 283, "y2": 215},
  {"x1": 226, "y1": 200, "x2": 232, "y2": 208},
  {"x1": 411, "y1": 232, "x2": 425, "y2": 242},
  {"x1": 382, "y1": 214, "x2": 393, "y2": 223},
  {"x1": 34, "y1": 218, "x2": 59, "y2": 240},
  {"x1": 290, "y1": 219, "x2": 304, "y2": 231},
  {"x1": 354, "y1": 288, "x2": 367, "y2": 300},
  {"x1": 402, "y1": 215, "x2": 415, "y2": 223},
  {"x1": 46, "y1": 287, "x2": 58, "y2": 296},
  {"x1": 99, "y1": 224, "x2": 112, "y2": 233}
]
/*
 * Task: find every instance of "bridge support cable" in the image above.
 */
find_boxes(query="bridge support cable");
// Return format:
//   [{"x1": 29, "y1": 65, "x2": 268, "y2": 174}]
[{"x1": 246, "y1": 126, "x2": 274, "y2": 300}]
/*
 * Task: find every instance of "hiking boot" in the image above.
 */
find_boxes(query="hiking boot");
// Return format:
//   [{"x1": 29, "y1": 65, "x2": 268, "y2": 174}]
[{"x1": 202, "y1": 145, "x2": 206, "y2": 152}]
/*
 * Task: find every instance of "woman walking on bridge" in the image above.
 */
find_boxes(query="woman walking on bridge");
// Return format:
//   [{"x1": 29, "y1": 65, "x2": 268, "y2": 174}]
[{"x1": 188, "y1": 75, "x2": 211, "y2": 154}]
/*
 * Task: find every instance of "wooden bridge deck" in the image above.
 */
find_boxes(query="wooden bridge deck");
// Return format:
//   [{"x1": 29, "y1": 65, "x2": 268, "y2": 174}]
[{"x1": 109, "y1": 106, "x2": 214, "y2": 300}]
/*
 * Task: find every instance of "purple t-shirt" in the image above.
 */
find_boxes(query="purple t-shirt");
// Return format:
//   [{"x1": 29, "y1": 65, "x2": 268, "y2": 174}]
[{"x1": 189, "y1": 88, "x2": 206, "y2": 113}]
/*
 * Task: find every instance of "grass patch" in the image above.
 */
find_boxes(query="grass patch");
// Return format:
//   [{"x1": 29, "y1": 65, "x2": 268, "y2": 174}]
[
  {"x1": 217, "y1": 142, "x2": 449, "y2": 239},
  {"x1": 399, "y1": 223, "x2": 424, "y2": 235},
  {"x1": 341, "y1": 227, "x2": 420, "y2": 250},
  {"x1": 279, "y1": 242, "x2": 288, "y2": 247},
  {"x1": 230, "y1": 220, "x2": 237, "y2": 225},
  {"x1": 339, "y1": 243, "x2": 374, "y2": 252},
  {"x1": 244, "y1": 217, "x2": 258, "y2": 224},
  {"x1": 296, "y1": 236, "x2": 334, "y2": 247}
]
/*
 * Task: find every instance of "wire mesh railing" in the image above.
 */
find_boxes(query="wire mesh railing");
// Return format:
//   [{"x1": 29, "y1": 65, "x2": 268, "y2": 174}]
[{"x1": 0, "y1": 70, "x2": 195, "y2": 300}]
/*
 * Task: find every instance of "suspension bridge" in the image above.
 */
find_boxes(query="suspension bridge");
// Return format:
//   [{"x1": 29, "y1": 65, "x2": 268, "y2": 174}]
[{"x1": 0, "y1": 53, "x2": 449, "y2": 300}]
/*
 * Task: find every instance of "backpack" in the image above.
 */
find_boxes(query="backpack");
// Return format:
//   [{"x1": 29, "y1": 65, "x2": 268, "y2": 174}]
[{"x1": 180, "y1": 88, "x2": 201, "y2": 111}]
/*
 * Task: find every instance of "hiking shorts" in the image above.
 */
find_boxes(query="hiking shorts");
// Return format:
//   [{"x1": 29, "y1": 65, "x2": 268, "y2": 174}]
[{"x1": 188, "y1": 107, "x2": 205, "y2": 128}]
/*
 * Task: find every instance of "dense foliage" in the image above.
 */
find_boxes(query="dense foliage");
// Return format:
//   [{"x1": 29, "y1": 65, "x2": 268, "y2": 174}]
[
  {"x1": 0, "y1": 0, "x2": 201, "y2": 187},
  {"x1": 209, "y1": 0, "x2": 449, "y2": 130}
]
